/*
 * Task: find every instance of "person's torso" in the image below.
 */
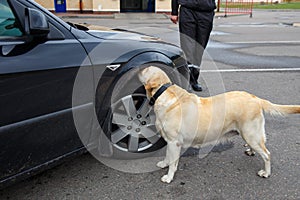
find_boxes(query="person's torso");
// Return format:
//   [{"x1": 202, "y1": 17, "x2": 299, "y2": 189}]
[{"x1": 178, "y1": 0, "x2": 216, "y2": 12}]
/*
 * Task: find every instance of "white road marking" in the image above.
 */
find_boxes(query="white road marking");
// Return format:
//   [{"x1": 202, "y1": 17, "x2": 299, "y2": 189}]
[
  {"x1": 227, "y1": 41, "x2": 300, "y2": 44},
  {"x1": 202, "y1": 68, "x2": 300, "y2": 73}
]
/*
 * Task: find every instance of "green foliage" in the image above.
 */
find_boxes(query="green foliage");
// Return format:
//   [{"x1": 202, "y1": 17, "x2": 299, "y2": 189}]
[
  {"x1": 252, "y1": 2, "x2": 300, "y2": 9},
  {"x1": 220, "y1": 2, "x2": 300, "y2": 9}
]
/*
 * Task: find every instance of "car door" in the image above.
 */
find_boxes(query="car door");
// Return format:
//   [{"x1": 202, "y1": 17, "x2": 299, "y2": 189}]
[{"x1": 0, "y1": 0, "x2": 93, "y2": 182}]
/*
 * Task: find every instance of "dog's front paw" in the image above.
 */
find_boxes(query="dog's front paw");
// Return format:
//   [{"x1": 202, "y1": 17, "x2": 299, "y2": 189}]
[
  {"x1": 161, "y1": 175, "x2": 173, "y2": 183},
  {"x1": 257, "y1": 170, "x2": 270, "y2": 178},
  {"x1": 156, "y1": 161, "x2": 168, "y2": 169}
]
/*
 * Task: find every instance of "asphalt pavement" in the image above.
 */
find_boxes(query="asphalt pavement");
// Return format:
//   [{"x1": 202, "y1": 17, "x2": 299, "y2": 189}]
[{"x1": 1, "y1": 10, "x2": 299, "y2": 200}]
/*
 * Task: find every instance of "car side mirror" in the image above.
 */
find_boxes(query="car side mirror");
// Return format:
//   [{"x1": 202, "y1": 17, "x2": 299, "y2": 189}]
[{"x1": 25, "y1": 8, "x2": 50, "y2": 37}]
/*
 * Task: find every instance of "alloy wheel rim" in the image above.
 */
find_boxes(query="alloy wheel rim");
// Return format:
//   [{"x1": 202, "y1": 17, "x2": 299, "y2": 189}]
[{"x1": 110, "y1": 94, "x2": 160, "y2": 152}]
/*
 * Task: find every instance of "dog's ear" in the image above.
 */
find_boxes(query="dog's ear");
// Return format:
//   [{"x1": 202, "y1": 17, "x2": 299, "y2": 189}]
[
  {"x1": 144, "y1": 78, "x2": 159, "y2": 99},
  {"x1": 145, "y1": 77, "x2": 160, "y2": 92}
]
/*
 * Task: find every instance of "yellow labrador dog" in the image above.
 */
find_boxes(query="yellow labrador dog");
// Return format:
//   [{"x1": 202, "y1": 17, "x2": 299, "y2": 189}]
[{"x1": 139, "y1": 66, "x2": 300, "y2": 183}]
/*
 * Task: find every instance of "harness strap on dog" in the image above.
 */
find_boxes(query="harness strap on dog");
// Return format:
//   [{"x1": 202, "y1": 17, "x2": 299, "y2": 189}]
[{"x1": 149, "y1": 83, "x2": 172, "y2": 106}]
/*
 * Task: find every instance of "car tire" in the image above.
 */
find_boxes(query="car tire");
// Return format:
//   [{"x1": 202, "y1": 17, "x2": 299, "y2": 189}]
[{"x1": 100, "y1": 63, "x2": 183, "y2": 159}]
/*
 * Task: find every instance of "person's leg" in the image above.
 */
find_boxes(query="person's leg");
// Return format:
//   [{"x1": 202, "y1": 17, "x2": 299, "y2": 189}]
[
  {"x1": 180, "y1": 31, "x2": 203, "y2": 91},
  {"x1": 179, "y1": 7, "x2": 197, "y2": 65},
  {"x1": 195, "y1": 11, "x2": 214, "y2": 51},
  {"x1": 184, "y1": 11, "x2": 214, "y2": 91},
  {"x1": 179, "y1": 8, "x2": 203, "y2": 91}
]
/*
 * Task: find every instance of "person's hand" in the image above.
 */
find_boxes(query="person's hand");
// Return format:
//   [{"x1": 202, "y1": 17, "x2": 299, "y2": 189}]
[{"x1": 170, "y1": 15, "x2": 178, "y2": 24}]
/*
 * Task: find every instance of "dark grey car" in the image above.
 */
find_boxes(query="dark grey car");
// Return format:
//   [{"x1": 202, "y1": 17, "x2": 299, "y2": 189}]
[{"x1": 0, "y1": 0, "x2": 189, "y2": 188}]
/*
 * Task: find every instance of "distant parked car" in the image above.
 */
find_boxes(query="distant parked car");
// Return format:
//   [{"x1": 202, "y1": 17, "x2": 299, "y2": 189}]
[{"x1": 0, "y1": 0, "x2": 188, "y2": 188}]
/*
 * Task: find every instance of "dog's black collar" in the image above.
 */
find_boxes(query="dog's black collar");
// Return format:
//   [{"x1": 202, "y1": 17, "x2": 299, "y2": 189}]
[{"x1": 149, "y1": 83, "x2": 172, "y2": 106}]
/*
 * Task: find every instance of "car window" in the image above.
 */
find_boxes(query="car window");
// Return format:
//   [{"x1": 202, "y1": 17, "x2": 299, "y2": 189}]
[{"x1": 0, "y1": 0, "x2": 23, "y2": 37}]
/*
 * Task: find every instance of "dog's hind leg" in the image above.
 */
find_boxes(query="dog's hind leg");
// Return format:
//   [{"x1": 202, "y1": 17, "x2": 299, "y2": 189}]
[
  {"x1": 160, "y1": 141, "x2": 181, "y2": 183},
  {"x1": 256, "y1": 140, "x2": 271, "y2": 178},
  {"x1": 241, "y1": 117, "x2": 271, "y2": 178},
  {"x1": 247, "y1": 138, "x2": 271, "y2": 178}
]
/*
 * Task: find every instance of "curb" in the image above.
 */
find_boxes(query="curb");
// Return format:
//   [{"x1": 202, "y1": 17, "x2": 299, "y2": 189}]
[
  {"x1": 57, "y1": 13, "x2": 169, "y2": 20},
  {"x1": 58, "y1": 12, "x2": 225, "y2": 20},
  {"x1": 59, "y1": 14, "x2": 114, "y2": 19}
]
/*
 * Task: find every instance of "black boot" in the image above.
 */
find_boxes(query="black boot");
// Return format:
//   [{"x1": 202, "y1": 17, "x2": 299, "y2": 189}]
[
  {"x1": 189, "y1": 66, "x2": 202, "y2": 92},
  {"x1": 191, "y1": 82, "x2": 203, "y2": 92}
]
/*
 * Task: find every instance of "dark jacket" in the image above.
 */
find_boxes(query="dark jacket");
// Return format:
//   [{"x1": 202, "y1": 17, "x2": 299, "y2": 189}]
[{"x1": 171, "y1": 0, "x2": 216, "y2": 15}]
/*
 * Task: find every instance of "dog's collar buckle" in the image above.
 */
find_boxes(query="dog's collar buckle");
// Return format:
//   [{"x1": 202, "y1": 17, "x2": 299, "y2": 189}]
[
  {"x1": 149, "y1": 83, "x2": 172, "y2": 106},
  {"x1": 149, "y1": 97, "x2": 156, "y2": 106}
]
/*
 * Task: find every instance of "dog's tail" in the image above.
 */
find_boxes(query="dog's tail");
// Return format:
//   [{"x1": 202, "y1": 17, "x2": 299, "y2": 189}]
[{"x1": 260, "y1": 99, "x2": 300, "y2": 116}]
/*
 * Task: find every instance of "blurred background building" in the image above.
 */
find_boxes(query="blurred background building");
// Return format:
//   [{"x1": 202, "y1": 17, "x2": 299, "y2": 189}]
[{"x1": 35, "y1": 0, "x2": 170, "y2": 13}]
